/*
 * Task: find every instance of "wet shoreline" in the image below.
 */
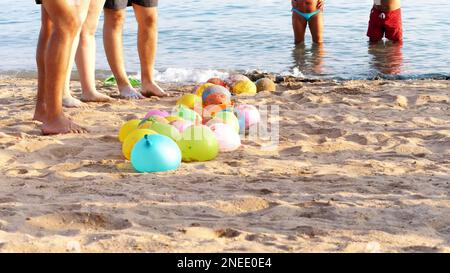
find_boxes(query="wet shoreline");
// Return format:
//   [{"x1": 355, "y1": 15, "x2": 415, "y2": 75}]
[{"x1": 1, "y1": 69, "x2": 449, "y2": 84}]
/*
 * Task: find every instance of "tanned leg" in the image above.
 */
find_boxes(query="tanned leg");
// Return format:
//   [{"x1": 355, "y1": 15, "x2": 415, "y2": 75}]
[
  {"x1": 133, "y1": 4, "x2": 169, "y2": 97},
  {"x1": 40, "y1": 0, "x2": 90, "y2": 135},
  {"x1": 34, "y1": 6, "x2": 53, "y2": 122},
  {"x1": 62, "y1": 28, "x2": 86, "y2": 108},
  {"x1": 76, "y1": 0, "x2": 111, "y2": 102},
  {"x1": 292, "y1": 12, "x2": 308, "y2": 44},
  {"x1": 103, "y1": 8, "x2": 143, "y2": 99},
  {"x1": 308, "y1": 12, "x2": 324, "y2": 44}
]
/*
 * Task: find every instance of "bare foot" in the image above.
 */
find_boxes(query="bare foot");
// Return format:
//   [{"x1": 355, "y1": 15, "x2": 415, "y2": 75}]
[
  {"x1": 33, "y1": 103, "x2": 47, "y2": 123},
  {"x1": 81, "y1": 90, "x2": 112, "y2": 103},
  {"x1": 63, "y1": 95, "x2": 88, "y2": 108},
  {"x1": 41, "y1": 115, "x2": 88, "y2": 135},
  {"x1": 119, "y1": 85, "x2": 145, "y2": 100},
  {"x1": 141, "y1": 81, "x2": 170, "y2": 97}
]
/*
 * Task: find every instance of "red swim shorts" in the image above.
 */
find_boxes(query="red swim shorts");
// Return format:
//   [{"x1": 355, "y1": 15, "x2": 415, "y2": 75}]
[{"x1": 367, "y1": 8, "x2": 403, "y2": 42}]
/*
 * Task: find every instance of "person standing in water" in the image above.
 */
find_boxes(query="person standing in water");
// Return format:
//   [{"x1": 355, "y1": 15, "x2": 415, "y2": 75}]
[
  {"x1": 367, "y1": 0, "x2": 403, "y2": 43},
  {"x1": 292, "y1": 0, "x2": 325, "y2": 44},
  {"x1": 103, "y1": 0, "x2": 169, "y2": 99},
  {"x1": 34, "y1": 0, "x2": 91, "y2": 134}
]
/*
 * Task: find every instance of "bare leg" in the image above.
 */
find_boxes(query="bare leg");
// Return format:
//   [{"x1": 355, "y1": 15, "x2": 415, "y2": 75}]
[
  {"x1": 311, "y1": 42, "x2": 325, "y2": 74},
  {"x1": 133, "y1": 4, "x2": 169, "y2": 97},
  {"x1": 34, "y1": 6, "x2": 53, "y2": 122},
  {"x1": 308, "y1": 12, "x2": 324, "y2": 44},
  {"x1": 292, "y1": 12, "x2": 307, "y2": 45},
  {"x1": 76, "y1": 0, "x2": 111, "y2": 102},
  {"x1": 292, "y1": 42, "x2": 306, "y2": 69},
  {"x1": 63, "y1": 29, "x2": 86, "y2": 108},
  {"x1": 40, "y1": 0, "x2": 90, "y2": 135},
  {"x1": 103, "y1": 8, "x2": 143, "y2": 99}
]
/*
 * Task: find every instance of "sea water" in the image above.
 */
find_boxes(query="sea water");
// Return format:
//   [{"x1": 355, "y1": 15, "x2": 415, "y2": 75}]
[{"x1": 0, "y1": 0, "x2": 449, "y2": 82}]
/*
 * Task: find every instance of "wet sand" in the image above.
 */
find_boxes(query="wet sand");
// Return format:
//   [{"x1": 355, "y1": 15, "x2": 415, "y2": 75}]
[{"x1": 0, "y1": 76, "x2": 449, "y2": 253}]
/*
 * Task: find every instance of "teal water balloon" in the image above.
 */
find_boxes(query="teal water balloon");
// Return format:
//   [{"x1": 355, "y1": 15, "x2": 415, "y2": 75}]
[{"x1": 131, "y1": 134, "x2": 182, "y2": 173}]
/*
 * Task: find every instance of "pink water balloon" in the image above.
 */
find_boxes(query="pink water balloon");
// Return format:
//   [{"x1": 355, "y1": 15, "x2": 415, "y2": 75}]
[
  {"x1": 234, "y1": 104, "x2": 261, "y2": 132},
  {"x1": 209, "y1": 123, "x2": 241, "y2": 152},
  {"x1": 171, "y1": 119, "x2": 193, "y2": 133},
  {"x1": 144, "y1": 109, "x2": 170, "y2": 119}
]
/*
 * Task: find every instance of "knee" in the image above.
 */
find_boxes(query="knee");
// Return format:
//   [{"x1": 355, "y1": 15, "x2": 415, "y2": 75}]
[
  {"x1": 54, "y1": 15, "x2": 82, "y2": 37},
  {"x1": 81, "y1": 23, "x2": 98, "y2": 38},
  {"x1": 63, "y1": 14, "x2": 82, "y2": 33},
  {"x1": 138, "y1": 13, "x2": 157, "y2": 28},
  {"x1": 105, "y1": 11, "x2": 125, "y2": 29},
  {"x1": 78, "y1": 32, "x2": 90, "y2": 47},
  {"x1": 39, "y1": 25, "x2": 53, "y2": 42}
]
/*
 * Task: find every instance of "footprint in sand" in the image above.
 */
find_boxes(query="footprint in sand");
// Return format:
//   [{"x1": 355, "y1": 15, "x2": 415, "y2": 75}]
[
  {"x1": 394, "y1": 143, "x2": 432, "y2": 157},
  {"x1": 253, "y1": 188, "x2": 275, "y2": 195},
  {"x1": 122, "y1": 114, "x2": 140, "y2": 121},
  {"x1": 26, "y1": 212, "x2": 132, "y2": 232},
  {"x1": 245, "y1": 233, "x2": 293, "y2": 251},
  {"x1": 0, "y1": 197, "x2": 16, "y2": 204},
  {"x1": 414, "y1": 94, "x2": 449, "y2": 106},
  {"x1": 0, "y1": 207, "x2": 17, "y2": 218},
  {"x1": 345, "y1": 134, "x2": 369, "y2": 145},
  {"x1": 0, "y1": 141, "x2": 16, "y2": 149},
  {"x1": 279, "y1": 146, "x2": 302, "y2": 157},
  {"x1": 334, "y1": 86, "x2": 370, "y2": 95},
  {"x1": 215, "y1": 228, "x2": 241, "y2": 238},
  {"x1": 224, "y1": 161, "x2": 240, "y2": 167},
  {"x1": 212, "y1": 197, "x2": 273, "y2": 216},
  {"x1": 98, "y1": 103, "x2": 113, "y2": 109},
  {"x1": 98, "y1": 135, "x2": 118, "y2": 143},
  {"x1": 296, "y1": 201, "x2": 338, "y2": 221},
  {"x1": 5, "y1": 168, "x2": 28, "y2": 176},
  {"x1": 300, "y1": 122, "x2": 346, "y2": 138},
  {"x1": 291, "y1": 225, "x2": 327, "y2": 238},
  {"x1": 4, "y1": 123, "x2": 40, "y2": 136},
  {"x1": 245, "y1": 233, "x2": 274, "y2": 242},
  {"x1": 49, "y1": 146, "x2": 84, "y2": 159},
  {"x1": 76, "y1": 160, "x2": 133, "y2": 174}
]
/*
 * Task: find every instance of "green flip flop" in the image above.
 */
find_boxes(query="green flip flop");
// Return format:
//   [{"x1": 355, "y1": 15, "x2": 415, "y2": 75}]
[{"x1": 103, "y1": 75, "x2": 142, "y2": 88}]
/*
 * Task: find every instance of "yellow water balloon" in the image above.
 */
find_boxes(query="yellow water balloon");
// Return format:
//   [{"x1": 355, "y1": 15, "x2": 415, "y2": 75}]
[
  {"x1": 118, "y1": 119, "x2": 141, "y2": 143},
  {"x1": 122, "y1": 129, "x2": 157, "y2": 160},
  {"x1": 231, "y1": 80, "x2": 257, "y2": 95},
  {"x1": 177, "y1": 93, "x2": 202, "y2": 110},
  {"x1": 165, "y1": 115, "x2": 183, "y2": 123}
]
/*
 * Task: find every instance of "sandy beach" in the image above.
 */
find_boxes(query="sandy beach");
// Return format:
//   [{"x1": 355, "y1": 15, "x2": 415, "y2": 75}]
[{"x1": 0, "y1": 76, "x2": 449, "y2": 253}]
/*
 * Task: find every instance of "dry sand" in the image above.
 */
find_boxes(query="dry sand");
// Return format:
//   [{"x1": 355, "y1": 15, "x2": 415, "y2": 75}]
[{"x1": 0, "y1": 76, "x2": 449, "y2": 253}]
